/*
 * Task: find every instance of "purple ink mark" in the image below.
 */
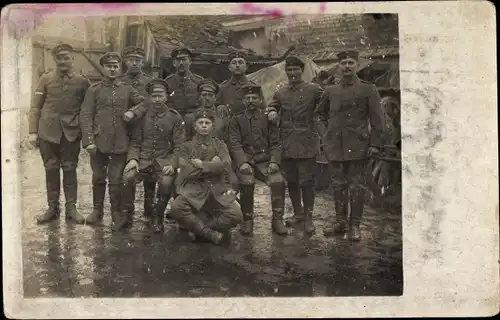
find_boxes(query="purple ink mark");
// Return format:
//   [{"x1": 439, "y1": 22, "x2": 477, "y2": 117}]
[
  {"x1": 2, "y1": 3, "x2": 137, "y2": 39},
  {"x1": 238, "y1": 2, "x2": 327, "y2": 17}
]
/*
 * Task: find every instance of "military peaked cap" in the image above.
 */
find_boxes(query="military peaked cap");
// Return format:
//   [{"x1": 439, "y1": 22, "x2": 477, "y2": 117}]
[
  {"x1": 242, "y1": 84, "x2": 262, "y2": 96},
  {"x1": 171, "y1": 47, "x2": 193, "y2": 59},
  {"x1": 123, "y1": 46, "x2": 145, "y2": 59},
  {"x1": 337, "y1": 49, "x2": 360, "y2": 61},
  {"x1": 197, "y1": 79, "x2": 219, "y2": 95},
  {"x1": 99, "y1": 52, "x2": 122, "y2": 66},
  {"x1": 228, "y1": 50, "x2": 248, "y2": 62},
  {"x1": 194, "y1": 108, "x2": 215, "y2": 122},
  {"x1": 285, "y1": 56, "x2": 305, "y2": 69},
  {"x1": 146, "y1": 79, "x2": 170, "y2": 95},
  {"x1": 52, "y1": 43, "x2": 73, "y2": 56}
]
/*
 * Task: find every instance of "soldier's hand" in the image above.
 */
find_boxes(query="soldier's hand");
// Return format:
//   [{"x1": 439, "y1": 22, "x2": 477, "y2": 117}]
[
  {"x1": 123, "y1": 111, "x2": 135, "y2": 122},
  {"x1": 191, "y1": 159, "x2": 203, "y2": 169},
  {"x1": 368, "y1": 146, "x2": 380, "y2": 157},
  {"x1": 124, "y1": 159, "x2": 139, "y2": 172},
  {"x1": 162, "y1": 165, "x2": 174, "y2": 175},
  {"x1": 212, "y1": 156, "x2": 222, "y2": 163},
  {"x1": 267, "y1": 110, "x2": 279, "y2": 123},
  {"x1": 268, "y1": 162, "x2": 279, "y2": 174},
  {"x1": 85, "y1": 144, "x2": 97, "y2": 155},
  {"x1": 28, "y1": 133, "x2": 38, "y2": 149},
  {"x1": 239, "y1": 163, "x2": 253, "y2": 174}
]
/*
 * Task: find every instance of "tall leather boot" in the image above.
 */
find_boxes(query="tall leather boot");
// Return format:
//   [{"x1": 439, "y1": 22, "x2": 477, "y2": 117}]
[
  {"x1": 86, "y1": 184, "x2": 106, "y2": 225},
  {"x1": 123, "y1": 183, "x2": 136, "y2": 221},
  {"x1": 349, "y1": 186, "x2": 366, "y2": 241},
  {"x1": 110, "y1": 185, "x2": 128, "y2": 231},
  {"x1": 239, "y1": 184, "x2": 255, "y2": 235},
  {"x1": 270, "y1": 183, "x2": 288, "y2": 235},
  {"x1": 143, "y1": 180, "x2": 156, "y2": 218},
  {"x1": 62, "y1": 170, "x2": 84, "y2": 224},
  {"x1": 285, "y1": 182, "x2": 304, "y2": 227},
  {"x1": 324, "y1": 186, "x2": 348, "y2": 237},
  {"x1": 153, "y1": 194, "x2": 170, "y2": 233},
  {"x1": 302, "y1": 186, "x2": 316, "y2": 234},
  {"x1": 36, "y1": 169, "x2": 61, "y2": 224}
]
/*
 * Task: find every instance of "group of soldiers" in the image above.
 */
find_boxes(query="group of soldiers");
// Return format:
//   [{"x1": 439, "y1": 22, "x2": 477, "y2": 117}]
[{"x1": 28, "y1": 42, "x2": 385, "y2": 245}]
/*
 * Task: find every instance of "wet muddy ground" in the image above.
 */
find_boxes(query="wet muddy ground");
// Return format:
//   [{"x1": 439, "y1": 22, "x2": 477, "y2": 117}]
[{"x1": 21, "y1": 150, "x2": 403, "y2": 298}]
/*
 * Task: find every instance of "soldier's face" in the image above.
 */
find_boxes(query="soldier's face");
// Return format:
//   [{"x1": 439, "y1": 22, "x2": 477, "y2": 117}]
[
  {"x1": 339, "y1": 58, "x2": 358, "y2": 76},
  {"x1": 285, "y1": 66, "x2": 303, "y2": 83},
  {"x1": 103, "y1": 62, "x2": 121, "y2": 79},
  {"x1": 229, "y1": 58, "x2": 248, "y2": 75},
  {"x1": 125, "y1": 57, "x2": 143, "y2": 73},
  {"x1": 173, "y1": 55, "x2": 191, "y2": 72},
  {"x1": 151, "y1": 90, "x2": 168, "y2": 105},
  {"x1": 199, "y1": 91, "x2": 216, "y2": 108},
  {"x1": 243, "y1": 93, "x2": 261, "y2": 110},
  {"x1": 54, "y1": 53, "x2": 72, "y2": 72},
  {"x1": 194, "y1": 118, "x2": 213, "y2": 136}
]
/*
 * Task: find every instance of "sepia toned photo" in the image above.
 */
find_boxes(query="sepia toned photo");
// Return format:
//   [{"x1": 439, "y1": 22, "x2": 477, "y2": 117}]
[
  {"x1": 2, "y1": 2, "x2": 498, "y2": 318},
  {"x1": 19, "y1": 12, "x2": 402, "y2": 298}
]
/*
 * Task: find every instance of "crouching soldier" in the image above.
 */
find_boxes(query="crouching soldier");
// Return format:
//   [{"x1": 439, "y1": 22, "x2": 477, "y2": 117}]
[
  {"x1": 28, "y1": 43, "x2": 90, "y2": 224},
  {"x1": 170, "y1": 109, "x2": 242, "y2": 245},
  {"x1": 80, "y1": 52, "x2": 147, "y2": 230},
  {"x1": 228, "y1": 84, "x2": 288, "y2": 236},
  {"x1": 122, "y1": 79, "x2": 185, "y2": 232}
]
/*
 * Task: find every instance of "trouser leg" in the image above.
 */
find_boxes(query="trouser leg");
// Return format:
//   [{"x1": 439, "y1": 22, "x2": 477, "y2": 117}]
[
  {"x1": 87, "y1": 151, "x2": 108, "y2": 225},
  {"x1": 37, "y1": 138, "x2": 61, "y2": 224}
]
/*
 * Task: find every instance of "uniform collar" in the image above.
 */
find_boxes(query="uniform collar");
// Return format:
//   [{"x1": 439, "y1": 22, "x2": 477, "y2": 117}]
[
  {"x1": 340, "y1": 75, "x2": 360, "y2": 87},
  {"x1": 230, "y1": 75, "x2": 248, "y2": 85},
  {"x1": 151, "y1": 104, "x2": 167, "y2": 117},
  {"x1": 126, "y1": 71, "x2": 142, "y2": 79},
  {"x1": 176, "y1": 71, "x2": 192, "y2": 80},
  {"x1": 56, "y1": 69, "x2": 74, "y2": 79},
  {"x1": 245, "y1": 108, "x2": 260, "y2": 119},
  {"x1": 194, "y1": 135, "x2": 212, "y2": 146},
  {"x1": 288, "y1": 80, "x2": 304, "y2": 90},
  {"x1": 103, "y1": 78, "x2": 122, "y2": 87}
]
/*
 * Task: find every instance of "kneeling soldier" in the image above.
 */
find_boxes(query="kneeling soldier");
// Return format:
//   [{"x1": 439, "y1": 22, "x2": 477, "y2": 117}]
[
  {"x1": 228, "y1": 84, "x2": 288, "y2": 236},
  {"x1": 170, "y1": 109, "x2": 242, "y2": 245},
  {"x1": 122, "y1": 79, "x2": 185, "y2": 232},
  {"x1": 80, "y1": 52, "x2": 146, "y2": 230}
]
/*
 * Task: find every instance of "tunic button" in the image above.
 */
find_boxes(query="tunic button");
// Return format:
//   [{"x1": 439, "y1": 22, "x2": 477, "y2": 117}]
[{"x1": 348, "y1": 149, "x2": 352, "y2": 152}]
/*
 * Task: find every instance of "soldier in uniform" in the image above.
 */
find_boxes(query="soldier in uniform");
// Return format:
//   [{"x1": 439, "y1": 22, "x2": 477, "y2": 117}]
[
  {"x1": 184, "y1": 79, "x2": 229, "y2": 142},
  {"x1": 118, "y1": 46, "x2": 156, "y2": 220},
  {"x1": 228, "y1": 84, "x2": 288, "y2": 236},
  {"x1": 122, "y1": 79, "x2": 185, "y2": 233},
  {"x1": 315, "y1": 49, "x2": 385, "y2": 241},
  {"x1": 218, "y1": 50, "x2": 264, "y2": 116},
  {"x1": 266, "y1": 56, "x2": 324, "y2": 234},
  {"x1": 164, "y1": 47, "x2": 205, "y2": 117},
  {"x1": 28, "y1": 43, "x2": 90, "y2": 224},
  {"x1": 80, "y1": 52, "x2": 147, "y2": 230},
  {"x1": 169, "y1": 109, "x2": 242, "y2": 245}
]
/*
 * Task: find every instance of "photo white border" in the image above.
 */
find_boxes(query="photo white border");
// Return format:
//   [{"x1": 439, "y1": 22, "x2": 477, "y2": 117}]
[{"x1": 2, "y1": 2, "x2": 498, "y2": 318}]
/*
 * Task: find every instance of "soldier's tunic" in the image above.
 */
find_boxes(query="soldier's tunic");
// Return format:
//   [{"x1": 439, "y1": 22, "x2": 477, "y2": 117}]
[
  {"x1": 29, "y1": 70, "x2": 90, "y2": 170},
  {"x1": 29, "y1": 70, "x2": 90, "y2": 216},
  {"x1": 228, "y1": 108, "x2": 285, "y2": 220},
  {"x1": 218, "y1": 77, "x2": 263, "y2": 115},
  {"x1": 124, "y1": 106, "x2": 185, "y2": 194},
  {"x1": 80, "y1": 78, "x2": 146, "y2": 213},
  {"x1": 170, "y1": 136, "x2": 242, "y2": 233},
  {"x1": 315, "y1": 76, "x2": 385, "y2": 229},
  {"x1": 267, "y1": 81, "x2": 324, "y2": 187},
  {"x1": 164, "y1": 72, "x2": 204, "y2": 117},
  {"x1": 118, "y1": 72, "x2": 152, "y2": 96}
]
